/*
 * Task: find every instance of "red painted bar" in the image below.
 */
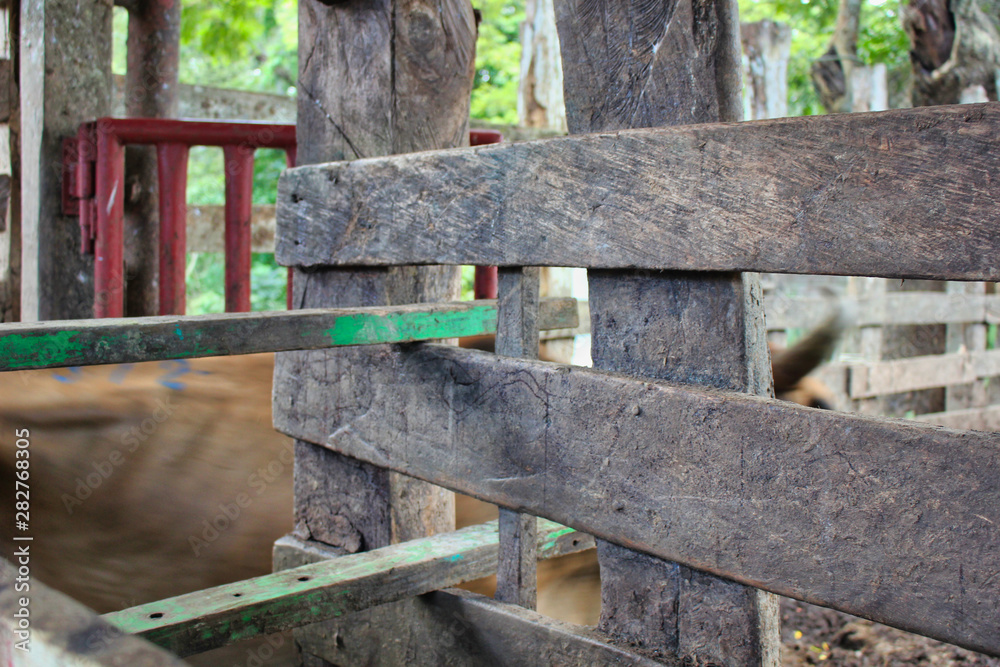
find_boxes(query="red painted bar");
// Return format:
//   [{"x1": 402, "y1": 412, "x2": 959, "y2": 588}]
[
  {"x1": 91, "y1": 118, "x2": 296, "y2": 150},
  {"x1": 223, "y1": 145, "x2": 255, "y2": 312},
  {"x1": 285, "y1": 149, "x2": 296, "y2": 310},
  {"x1": 75, "y1": 124, "x2": 97, "y2": 255},
  {"x1": 157, "y1": 143, "x2": 190, "y2": 315},
  {"x1": 469, "y1": 130, "x2": 503, "y2": 301},
  {"x1": 474, "y1": 267, "x2": 499, "y2": 300},
  {"x1": 469, "y1": 129, "x2": 503, "y2": 146},
  {"x1": 94, "y1": 129, "x2": 127, "y2": 318}
]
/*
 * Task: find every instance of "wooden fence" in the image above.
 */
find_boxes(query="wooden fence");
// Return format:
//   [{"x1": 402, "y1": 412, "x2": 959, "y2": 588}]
[
  {"x1": 4, "y1": 1, "x2": 1000, "y2": 664},
  {"x1": 763, "y1": 277, "x2": 1000, "y2": 429},
  {"x1": 2, "y1": 101, "x2": 999, "y2": 666}
]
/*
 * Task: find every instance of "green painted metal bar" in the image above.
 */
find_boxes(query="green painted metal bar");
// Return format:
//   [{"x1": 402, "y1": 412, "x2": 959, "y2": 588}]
[
  {"x1": 0, "y1": 298, "x2": 578, "y2": 371},
  {"x1": 103, "y1": 519, "x2": 593, "y2": 658}
]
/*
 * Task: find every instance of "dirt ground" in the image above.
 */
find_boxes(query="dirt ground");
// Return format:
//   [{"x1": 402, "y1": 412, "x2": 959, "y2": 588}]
[{"x1": 781, "y1": 597, "x2": 1000, "y2": 666}]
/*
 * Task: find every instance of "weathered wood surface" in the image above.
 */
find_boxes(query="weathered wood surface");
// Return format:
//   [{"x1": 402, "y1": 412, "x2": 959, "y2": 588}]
[
  {"x1": 277, "y1": 103, "x2": 1000, "y2": 282},
  {"x1": 0, "y1": 558, "x2": 186, "y2": 667},
  {"x1": 105, "y1": 520, "x2": 589, "y2": 657},
  {"x1": 556, "y1": 0, "x2": 777, "y2": 662},
  {"x1": 495, "y1": 267, "x2": 541, "y2": 609},
  {"x1": 276, "y1": 536, "x2": 658, "y2": 667},
  {"x1": 273, "y1": 344, "x2": 1000, "y2": 656},
  {"x1": 0, "y1": 297, "x2": 576, "y2": 371},
  {"x1": 587, "y1": 271, "x2": 778, "y2": 664},
  {"x1": 766, "y1": 292, "x2": 1000, "y2": 331},
  {"x1": 288, "y1": 0, "x2": 477, "y2": 662},
  {"x1": 112, "y1": 76, "x2": 297, "y2": 123},
  {"x1": 848, "y1": 349, "x2": 1000, "y2": 398},
  {"x1": 917, "y1": 404, "x2": 1000, "y2": 431},
  {"x1": 21, "y1": 0, "x2": 112, "y2": 320}
]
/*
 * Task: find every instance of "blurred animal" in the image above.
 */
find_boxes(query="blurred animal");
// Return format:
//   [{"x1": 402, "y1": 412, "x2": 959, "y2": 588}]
[{"x1": 0, "y1": 310, "x2": 845, "y2": 649}]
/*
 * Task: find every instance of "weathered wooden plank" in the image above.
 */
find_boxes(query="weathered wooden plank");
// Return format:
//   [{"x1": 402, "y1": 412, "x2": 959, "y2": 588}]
[
  {"x1": 587, "y1": 270, "x2": 778, "y2": 665},
  {"x1": 764, "y1": 293, "x2": 1000, "y2": 331},
  {"x1": 0, "y1": 297, "x2": 576, "y2": 371},
  {"x1": 917, "y1": 404, "x2": 1000, "y2": 431},
  {"x1": 112, "y1": 76, "x2": 297, "y2": 123},
  {"x1": 273, "y1": 344, "x2": 1000, "y2": 656},
  {"x1": 495, "y1": 267, "x2": 541, "y2": 609},
  {"x1": 0, "y1": 558, "x2": 186, "y2": 667},
  {"x1": 276, "y1": 536, "x2": 658, "y2": 666},
  {"x1": 557, "y1": 0, "x2": 778, "y2": 659},
  {"x1": 277, "y1": 103, "x2": 1000, "y2": 282},
  {"x1": 104, "y1": 520, "x2": 591, "y2": 657},
  {"x1": 298, "y1": 588, "x2": 669, "y2": 666},
  {"x1": 848, "y1": 349, "x2": 1000, "y2": 398}
]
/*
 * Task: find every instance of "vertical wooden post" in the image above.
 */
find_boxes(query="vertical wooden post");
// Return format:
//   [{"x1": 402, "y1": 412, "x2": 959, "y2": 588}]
[
  {"x1": 494, "y1": 266, "x2": 540, "y2": 609},
  {"x1": 946, "y1": 281, "x2": 988, "y2": 411},
  {"x1": 0, "y1": 9, "x2": 16, "y2": 323},
  {"x1": 124, "y1": 0, "x2": 180, "y2": 316},
  {"x1": 19, "y1": 0, "x2": 112, "y2": 320},
  {"x1": 278, "y1": 0, "x2": 476, "y2": 662},
  {"x1": 555, "y1": 0, "x2": 780, "y2": 664}
]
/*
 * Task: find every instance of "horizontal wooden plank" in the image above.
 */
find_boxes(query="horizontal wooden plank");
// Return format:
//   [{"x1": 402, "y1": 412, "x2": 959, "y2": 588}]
[
  {"x1": 105, "y1": 520, "x2": 593, "y2": 657},
  {"x1": 765, "y1": 293, "x2": 1000, "y2": 331},
  {"x1": 273, "y1": 344, "x2": 1000, "y2": 657},
  {"x1": 295, "y1": 588, "x2": 664, "y2": 666},
  {"x1": 277, "y1": 103, "x2": 1000, "y2": 281},
  {"x1": 917, "y1": 404, "x2": 1000, "y2": 431},
  {"x1": 113, "y1": 76, "x2": 297, "y2": 123},
  {"x1": 276, "y1": 536, "x2": 656, "y2": 666},
  {"x1": 848, "y1": 349, "x2": 1000, "y2": 398},
  {"x1": 188, "y1": 205, "x2": 275, "y2": 253},
  {"x1": 0, "y1": 558, "x2": 186, "y2": 667},
  {"x1": 0, "y1": 297, "x2": 576, "y2": 371}
]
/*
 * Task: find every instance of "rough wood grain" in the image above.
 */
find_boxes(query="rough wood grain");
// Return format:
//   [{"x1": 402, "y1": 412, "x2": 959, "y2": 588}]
[
  {"x1": 0, "y1": 297, "x2": 576, "y2": 371},
  {"x1": 273, "y1": 344, "x2": 1000, "y2": 657},
  {"x1": 104, "y1": 520, "x2": 590, "y2": 657},
  {"x1": 276, "y1": 539, "x2": 662, "y2": 666},
  {"x1": 20, "y1": 0, "x2": 112, "y2": 320},
  {"x1": 287, "y1": 0, "x2": 477, "y2": 662},
  {"x1": 0, "y1": 558, "x2": 186, "y2": 667},
  {"x1": 277, "y1": 103, "x2": 1000, "y2": 282},
  {"x1": 555, "y1": 0, "x2": 777, "y2": 663},
  {"x1": 587, "y1": 272, "x2": 777, "y2": 665},
  {"x1": 495, "y1": 267, "x2": 541, "y2": 609}
]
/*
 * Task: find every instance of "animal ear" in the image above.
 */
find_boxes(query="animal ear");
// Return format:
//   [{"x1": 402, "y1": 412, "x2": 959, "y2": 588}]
[{"x1": 771, "y1": 303, "x2": 851, "y2": 393}]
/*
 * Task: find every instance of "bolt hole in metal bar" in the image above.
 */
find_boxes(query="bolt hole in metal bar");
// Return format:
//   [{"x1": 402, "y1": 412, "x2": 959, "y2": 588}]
[
  {"x1": 103, "y1": 519, "x2": 593, "y2": 658},
  {"x1": 64, "y1": 121, "x2": 504, "y2": 319}
]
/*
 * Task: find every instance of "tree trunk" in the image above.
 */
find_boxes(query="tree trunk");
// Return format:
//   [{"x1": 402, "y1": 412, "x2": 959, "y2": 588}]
[
  {"x1": 518, "y1": 0, "x2": 566, "y2": 131},
  {"x1": 811, "y1": 0, "x2": 862, "y2": 113},
  {"x1": 903, "y1": 0, "x2": 1000, "y2": 105}
]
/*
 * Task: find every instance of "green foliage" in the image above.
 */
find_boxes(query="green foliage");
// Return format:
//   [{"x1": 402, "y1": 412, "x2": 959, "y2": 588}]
[
  {"x1": 185, "y1": 253, "x2": 287, "y2": 314},
  {"x1": 471, "y1": 0, "x2": 525, "y2": 123},
  {"x1": 739, "y1": 0, "x2": 909, "y2": 116}
]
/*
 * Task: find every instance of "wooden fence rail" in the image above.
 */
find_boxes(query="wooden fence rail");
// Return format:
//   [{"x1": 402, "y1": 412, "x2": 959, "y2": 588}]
[
  {"x1": 277, "y1": 103, "x2": 1000, "y2": 282},
  {"x1": 0, "y1": 298, "x2": 576, "y2": 371},
  {"x1": 273, "y1": 343, "x2": 1000, "y2": 657}
]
